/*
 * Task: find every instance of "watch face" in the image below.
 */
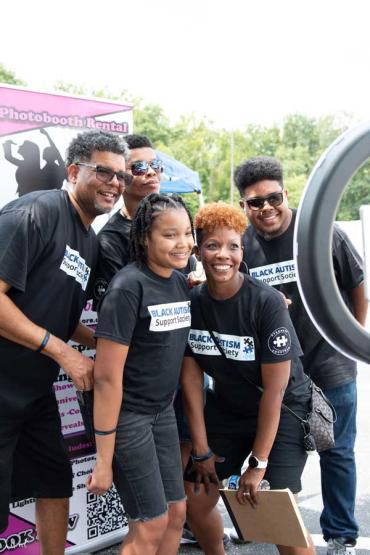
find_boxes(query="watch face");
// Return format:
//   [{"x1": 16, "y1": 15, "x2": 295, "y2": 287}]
[{"x1": 249, "y1": 455, "x2": 258, "y2": 468}]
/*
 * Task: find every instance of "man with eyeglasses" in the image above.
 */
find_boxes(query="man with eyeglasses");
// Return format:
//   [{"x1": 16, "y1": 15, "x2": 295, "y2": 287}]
[
  {"x1": 235, "y1": 156, "x2": 367, "y2": 555},
  {"x1": 0, "y1": 130, "x2": 128, "y2": 554}
]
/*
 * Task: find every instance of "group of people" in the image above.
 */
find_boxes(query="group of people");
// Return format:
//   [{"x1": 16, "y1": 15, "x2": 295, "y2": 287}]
[{"x1": 0, "y1": 129, "x2": 365, "y2": 555}]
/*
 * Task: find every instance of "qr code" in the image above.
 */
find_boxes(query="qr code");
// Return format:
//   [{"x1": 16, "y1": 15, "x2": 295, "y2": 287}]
[{"x1": 86, "y1": 487, "x2": 128, "y2": 539}]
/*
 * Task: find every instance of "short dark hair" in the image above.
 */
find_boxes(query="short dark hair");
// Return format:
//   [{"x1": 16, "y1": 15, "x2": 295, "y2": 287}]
[
  {"x1": 65, "y1": 130, "x2": 129, "y2": 166},
  {"x1": 130, "y1": 193, "x2": 194, "y2": 266},
  {"x1": 234, "y1": 156, "x2": 283, "y2": 196},
  {"x1": 125, "y1": 134, "x2": 153, "y2": 150}
]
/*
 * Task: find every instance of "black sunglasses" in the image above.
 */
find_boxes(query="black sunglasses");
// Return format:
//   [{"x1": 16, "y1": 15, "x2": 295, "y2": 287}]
[
  {"x1": 76, "y1": 162, "x2": 133, "y2": 187},
  {"x1": 130, "y1": 159, "x2": 164, "y2": 176},
  {"x1": 244, "y1": 192, "x2": 284, "y2": 211}
]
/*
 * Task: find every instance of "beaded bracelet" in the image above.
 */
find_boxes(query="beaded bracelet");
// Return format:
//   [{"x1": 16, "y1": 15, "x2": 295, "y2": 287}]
[
  {"x1": 94, "y1": 428, "x2": 117, "y2": 436},
  {"x1": 191, "y1": 449, "x2": 214, "y2": 462},
  {"x1": 36, "y1": 330, "x2": 50, "y2": 353}
]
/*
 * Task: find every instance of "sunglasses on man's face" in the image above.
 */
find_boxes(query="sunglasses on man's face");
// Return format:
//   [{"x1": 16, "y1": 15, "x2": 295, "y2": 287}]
[
  {"x1": 76, "y1": 162, "x2": 133, "y2": 187},
  {"x1": 244, "y1": 192, "x2": 284, "y2": 211},
  {"x1": 130, "y1": 159, "x2": 164, "y2": 176}
]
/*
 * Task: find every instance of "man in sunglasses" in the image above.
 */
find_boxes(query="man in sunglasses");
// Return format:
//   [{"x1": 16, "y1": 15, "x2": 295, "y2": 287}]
[
  {"x1": 235, "y1": 156, "x2": 367, "y2": 555},
  {"x1": 0, "y1": 130, "x2": 128, "y2": 553},
  {"x1": 92, "y1": 134, "x2": 197, "y2": 308},
  {"x1": 92, "y1": 134, "x2": 163, "y2": 308}
]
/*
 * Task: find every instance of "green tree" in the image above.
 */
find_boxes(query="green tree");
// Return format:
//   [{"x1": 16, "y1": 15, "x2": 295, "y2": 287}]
[{"x1": 0, "y1": 63, "x2": 26, "y2": 85}]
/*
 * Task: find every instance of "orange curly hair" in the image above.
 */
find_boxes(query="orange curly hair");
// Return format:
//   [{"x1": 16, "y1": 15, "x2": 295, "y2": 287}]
[{"x1": 194, "y1": 202, "x2": 247, "y2": 244}]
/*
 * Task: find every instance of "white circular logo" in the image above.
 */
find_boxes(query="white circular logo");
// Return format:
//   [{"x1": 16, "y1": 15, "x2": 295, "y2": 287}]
[
  {"x1": 93, "y1": 278, "x2": 108, "y2": 300},
  {"x1": 268, "y1": 327, "x2": 291, "y2": 356}
]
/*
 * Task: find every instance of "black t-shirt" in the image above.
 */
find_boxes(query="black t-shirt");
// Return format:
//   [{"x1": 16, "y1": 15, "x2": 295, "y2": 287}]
[
  {"x1": 95, "y1": 262, "x2": 191, "y2": 414},
  {"x1": 242, "y1": 209, "x2": 364, "y2": 389},
  {"x1": 92, "y1": 210, "x2": 197, "y2": 309},
  {"x1": 0, "y1": 189, "x2": 97, "y2": 408},
  {"x1": 185, "y1": 276, "x2": 310, "y2": 418},
  {"x1": 92, "y1": 211, "x2": 132, "y2": 308}
]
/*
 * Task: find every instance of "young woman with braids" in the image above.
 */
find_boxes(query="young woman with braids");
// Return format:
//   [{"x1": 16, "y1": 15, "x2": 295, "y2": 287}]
[{"x1": 87, "y1": 193, "x2": 194, "y2": 555}]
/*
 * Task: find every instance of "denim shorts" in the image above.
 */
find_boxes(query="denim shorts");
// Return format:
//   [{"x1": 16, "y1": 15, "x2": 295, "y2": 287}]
[{"x1": 112, "y1": 403, "x2": 185, "y2": 521}]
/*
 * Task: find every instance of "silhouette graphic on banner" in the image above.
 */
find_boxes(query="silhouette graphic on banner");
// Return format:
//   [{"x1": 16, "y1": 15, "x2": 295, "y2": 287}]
[{"x1": 2, "y1": 129, "x2": 67, "y2": 196}]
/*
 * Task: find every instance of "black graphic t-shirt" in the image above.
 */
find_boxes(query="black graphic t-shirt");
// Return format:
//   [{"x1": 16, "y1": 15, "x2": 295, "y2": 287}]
[
  {"x1": 242, "y1": 209, "x2": 364, "y2": 389},
  {"x1": 95, "y1": 262, "x2": 191, "y2": 414},
  {"x1": 185, "y1": 276, "x2": 310, "y2": 418},
  {"x1": 0, "y1": 190, "x2": 97, "y2": 408},
  {"x1": 92, "y1": 210, "x2": 196, "y2": 309}
]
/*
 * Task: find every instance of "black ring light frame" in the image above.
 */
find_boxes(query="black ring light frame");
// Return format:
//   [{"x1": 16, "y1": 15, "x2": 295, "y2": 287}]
[{"x1": 294, "y1": 122, "x2": 370, "y2": 364}]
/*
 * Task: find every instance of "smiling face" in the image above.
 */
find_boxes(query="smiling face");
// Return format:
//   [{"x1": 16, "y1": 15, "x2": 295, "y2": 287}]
[
  {"x1": 239, "y1": 179, "x2": 292, "y2": 239},
  {"x1": 145, "y1": 207, "x2": 194, "y2": 278},
  {"x1": 198, "y1": 227, "x2": 243, "y2": 289},
  {"x1": 68, "y1": 150, "x2": 127, "y2": 227},
  {"x1": 125, "y1": 147, "x2": 161, "y2": 202}
]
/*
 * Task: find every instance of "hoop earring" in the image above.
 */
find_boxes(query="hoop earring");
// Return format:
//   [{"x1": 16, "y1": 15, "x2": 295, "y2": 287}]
[
  {"x1": 192, "y1": 264, "x2": 206, "y2": 280},
  {"x1": 240, "y1": 260, "x2": 250, "y2": 274}
]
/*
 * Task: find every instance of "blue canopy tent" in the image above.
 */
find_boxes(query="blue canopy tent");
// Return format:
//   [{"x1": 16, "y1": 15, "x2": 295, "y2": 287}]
[{"x1": 157, "y1": 150, "x2": 202, "y2": 194}]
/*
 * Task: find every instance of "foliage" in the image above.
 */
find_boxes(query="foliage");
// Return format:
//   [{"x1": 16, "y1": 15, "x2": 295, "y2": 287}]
[
  {"x1": 3, "y1": 71, "x2": 366, "y2": 220},
  {"x1": 0, "y1": 63, "x2": 26, "y2": 86}
]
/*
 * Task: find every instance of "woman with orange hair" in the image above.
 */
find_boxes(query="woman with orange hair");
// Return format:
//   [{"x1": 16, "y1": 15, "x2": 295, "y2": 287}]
[{"x1": 181, "y1": 202, "x2": 315, "y2": 555}]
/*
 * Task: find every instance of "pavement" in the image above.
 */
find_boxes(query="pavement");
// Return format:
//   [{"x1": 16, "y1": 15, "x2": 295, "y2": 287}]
[{"x1": 92, "y1": 363, "x2": 370, "y2": 555}]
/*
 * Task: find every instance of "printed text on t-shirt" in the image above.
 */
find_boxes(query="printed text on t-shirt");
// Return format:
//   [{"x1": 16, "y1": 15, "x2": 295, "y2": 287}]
[
  {"x1": 188, "y1": 329, "x2": 255, "y2": 361},
  {"x1": 60, "y1": 245, "x2": 91, "y2": 291},
  {"x1": 148, "y1": 301, "x2": 191, "y2": 331},
  {"x1": 250, "y1": 259, "x2": 296, "y2": 286}
]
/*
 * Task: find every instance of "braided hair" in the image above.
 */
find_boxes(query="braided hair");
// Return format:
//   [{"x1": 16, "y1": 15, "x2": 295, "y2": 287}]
[{"x1": 130, "y1": 193, "x2": 194, "y2": 266}]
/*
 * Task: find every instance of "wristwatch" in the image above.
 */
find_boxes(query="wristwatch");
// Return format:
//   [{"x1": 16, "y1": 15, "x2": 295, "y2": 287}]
[{"x1": 248, "y1": 454, "x2": 268, "y2": 469}]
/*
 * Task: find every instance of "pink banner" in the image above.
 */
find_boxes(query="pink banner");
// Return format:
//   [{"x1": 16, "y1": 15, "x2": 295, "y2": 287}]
[{"x1": 0, "y1": 86, "x2": 132, "y2": 136}]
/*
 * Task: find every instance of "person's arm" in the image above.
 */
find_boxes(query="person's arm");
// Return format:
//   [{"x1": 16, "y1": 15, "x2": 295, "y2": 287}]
[
  {"x1": 87, "y1": 338, "x2": 127, "y2": 495},
  {"x1": 237, "y1": 360, "x2": 290, "y2": 507},
  {"x1": 71, "y1": 322, "x2": 96, "y2": 349},
  {"x1": 0, "y1": 278, "x2": 93, "y2": 390},
  {"x1": 40, "y1": 128, "x2": 65, "y2": 167},
  {"x1": 181, "y1": 356, "x2": 220, "y2": 492},
  {"x1": 349, "y1": 281, "x2": 368, "y2": 326},
  {"x1": 3, "y1": 140, "x2": 20, "y2": 165}
]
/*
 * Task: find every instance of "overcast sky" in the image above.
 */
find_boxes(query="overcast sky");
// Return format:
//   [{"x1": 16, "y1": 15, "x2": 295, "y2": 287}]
[{"x1": 2, "y1": 0, "x2": 370, "y2": 128}]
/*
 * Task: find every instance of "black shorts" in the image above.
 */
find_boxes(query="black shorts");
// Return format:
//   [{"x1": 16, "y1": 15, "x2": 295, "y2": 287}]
[
  {"x1": 203, "y1": 390, "x2": 308, "y2": 494},
  {"x1": 0, "y1": 393, "x2": 73, "y2": 533}
]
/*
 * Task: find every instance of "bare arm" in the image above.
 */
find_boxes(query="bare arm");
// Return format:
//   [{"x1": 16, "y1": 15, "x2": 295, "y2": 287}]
[
  {"x1": 181, "y1": 356, "x2": 208, "y2": 453},
  {"x1": 181, "y1": 356, "x2": 220, "y2": 492},
  {"x1": 71, "y1": 322, "x2": 96, "y2": 349},
  {"x1": 238, "y1": 360, "x2": 290, "y2": 506},
  {"x1": 0, "y1": 278, "x2": 93, "y2": 390},
  {"x1": 87, "y1": 338, "x2": 128, "y2": 494},
  {"x1": 350, "y1": 281, "x2": 368, "y2": 326}
]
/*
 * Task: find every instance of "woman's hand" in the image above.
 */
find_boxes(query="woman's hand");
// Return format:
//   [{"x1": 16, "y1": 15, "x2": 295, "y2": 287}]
[
  {"x1": 236, "y1": 467, "x2": 266, "y2": 508},
  {"x1": 86, "y1": 460, "x2": 113, "y2": 496},
  {"x1": 186, "y1": 454, "x2": 225, "y2": 495}
]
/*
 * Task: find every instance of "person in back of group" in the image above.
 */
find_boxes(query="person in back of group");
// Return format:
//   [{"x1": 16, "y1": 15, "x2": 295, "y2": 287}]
[
  {"x1": 0, "y1": 130, "x2": 129, "y2": 554},
  {"x1": 87, "y1": 193, "x2": 194, "y2": 555},
  {"x1": 236, "y1": 156, "x2": 367, "y2": 555},
  {"x1": 92, "y1": 134, "x2": 196, "y2": 308},
  {"x1": 181, "y1": 202, "x2": 315, "y2": 555}
]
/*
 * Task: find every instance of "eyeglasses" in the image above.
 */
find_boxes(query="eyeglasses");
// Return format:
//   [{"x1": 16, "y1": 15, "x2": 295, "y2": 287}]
[
  {"x1": 244, "y1": 192, "x2": 284, "y2": 211},
  {"x1": 129, "y1": 159, "x2": 164, "y2": 176},
  {"x1": 76, "y1": 162, "x2": 133, "y2": 186}
]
